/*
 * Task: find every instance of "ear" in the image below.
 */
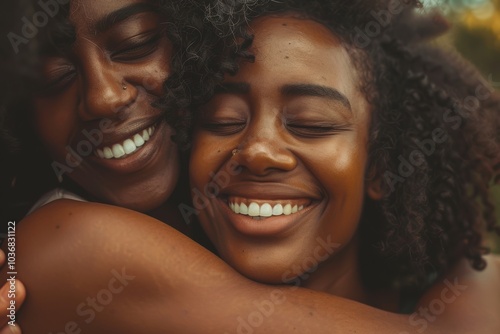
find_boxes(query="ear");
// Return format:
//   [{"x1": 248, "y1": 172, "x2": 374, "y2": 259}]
[
  {"x1": 366, "y1": 178, "x2": 384, "y2": 200},
  {"x1": 366, "y1": 167, "x2": 384, "y2": 201}
]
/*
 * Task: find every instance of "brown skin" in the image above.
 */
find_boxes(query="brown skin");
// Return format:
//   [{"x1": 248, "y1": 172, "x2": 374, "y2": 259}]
[
  {"x1": 191, "y1": 16, "x2": 383, "y2": 306},
  {"x1": 1, "y1": 0, "x2": 183, "y2": 330},
  {"x1": 1, "y1": 4, "x2": 499, "y2": 334},
  {"x1": 190, "y1": 15, "x2": 500, "y2": 320},
  {"x1": 2, "y1": 200, "x2": 499, "y2": 333},
  {"x1": 34, "y1": 0, "x2": 179, "y2": 212}
]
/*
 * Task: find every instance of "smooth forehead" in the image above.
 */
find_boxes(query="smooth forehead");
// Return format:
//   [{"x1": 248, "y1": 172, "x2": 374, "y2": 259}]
[
  {"x1": 249, "y1": 14, "x2": 343, "y2": 53},
  {"x1": 240, "y1": 14, "x2": 368, "y2": 119},
  {"x1": 246, "y1": 14, "x2": 355, "y2": 82}
]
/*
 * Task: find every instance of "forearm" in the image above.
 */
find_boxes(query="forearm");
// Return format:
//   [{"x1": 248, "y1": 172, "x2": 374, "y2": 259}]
[
  {"x1": 5, "y1": 200, "x2": 497, "y2": 333},
  {"x1": 246, "y1": 257, "x2": 499, "y2": 334},
  {"x1": 0, "y1": 200, "x2": 388, "y2": 334}
]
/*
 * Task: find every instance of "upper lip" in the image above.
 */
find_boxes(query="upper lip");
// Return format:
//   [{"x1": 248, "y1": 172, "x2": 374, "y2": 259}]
[
  {"x1": 71, "y1": 115, "x2": 163, "y2": 150},
  {"x1": 220, "y1": 182, "x2": 322, "y2": 201}
]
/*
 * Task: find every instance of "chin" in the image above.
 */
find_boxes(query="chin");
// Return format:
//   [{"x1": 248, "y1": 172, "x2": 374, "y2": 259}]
[
  {"x1": 221, "y1": 249, "x2": 298, "y2": 285},
  {"x1": 233, "y1": 263, "x2": 286, "y2": 284},
  {"x1": 115, "y1": 187, "x2": 174, "y2": 212},
  {"x1": 88, "y1": 177, "x2": 176, "y2": 212}
]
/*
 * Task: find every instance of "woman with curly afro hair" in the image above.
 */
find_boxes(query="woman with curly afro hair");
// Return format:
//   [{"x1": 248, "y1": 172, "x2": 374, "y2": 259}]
[
  {"x1": 1, "y1": 0, "x2": 499, "y2": 333},
  {"x1": 194, "y1": 0, "x2": 500, "y2": 289}
]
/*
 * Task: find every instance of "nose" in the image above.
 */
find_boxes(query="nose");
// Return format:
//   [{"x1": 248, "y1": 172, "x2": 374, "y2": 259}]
[
  {"x1": 79, "y1": 61, "x2": 137, "y2": 121},
  {"x1": 234, "y1": 127, "x2": 297, "y2": 176}
]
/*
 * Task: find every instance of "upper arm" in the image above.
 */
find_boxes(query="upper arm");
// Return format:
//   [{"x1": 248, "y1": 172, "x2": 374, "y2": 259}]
[
  {"x1": 0, "y1": 200, "x2": 248, "y2": 333},
  {"x1": 3, "y1": 199, "x2": 498, "y2": 334}
]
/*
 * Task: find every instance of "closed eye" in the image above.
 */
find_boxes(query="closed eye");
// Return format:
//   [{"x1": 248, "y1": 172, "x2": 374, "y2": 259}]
[
  {"x1": 286, "y1": 122, "x2": 350, "y2": 138},
  {"x1": 200, "y1": 120, "x2": 247, "y2": 136},
  {"x1": 39, "y1": 66, "x2": 77, "y2": 95},
  {"x1": 111, "y1": 31, "x2": 162, "y2": 62}
]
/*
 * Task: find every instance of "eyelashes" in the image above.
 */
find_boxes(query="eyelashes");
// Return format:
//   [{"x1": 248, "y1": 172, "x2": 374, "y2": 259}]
[
  {"x1": 200, "y1": 94, "x2": 352, "y2": 138},
  {"x1": 110, "y1": 31, "x2": 162, "y2": 62},
  {"x1": 200, "y1": 120, "x2": 247, "y2": 136},
  {"x1": 37, "y1": 30, "x2": 164, "y2": 96},
  {"x1": 285, "y1": 123, "x2": 351, "y2": 138},
  {"x1": 39, "y1": 65, "x2": 77, "y2": 96},
  {"x1": 199, "y1": 118, "x2": 350, "y2": 138}
]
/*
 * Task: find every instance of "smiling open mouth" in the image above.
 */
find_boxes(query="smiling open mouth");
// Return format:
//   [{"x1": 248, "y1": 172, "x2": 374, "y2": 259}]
[
  {"x1": 228, "y1": 197, "x2": 310, "y2": 219},
  {"x1": 95, "y1": 125, "x2": 156, "y2": 159}
]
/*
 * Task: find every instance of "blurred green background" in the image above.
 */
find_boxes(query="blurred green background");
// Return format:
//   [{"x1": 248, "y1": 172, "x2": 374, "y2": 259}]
[{"x1": 422, "y1": 0, "x2": 500, "y2": 253}]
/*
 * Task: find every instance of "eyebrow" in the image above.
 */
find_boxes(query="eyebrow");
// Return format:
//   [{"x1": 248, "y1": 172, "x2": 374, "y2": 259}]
[
  {"x1": 94, "y1": 2, "x2": 158, "y2": 33},
  {"x1": 282, "y1": 84, "x2": 352, "y2": 111},
  {"x1": 215, "y1": 82, "x2": 352, "y2": 111}
]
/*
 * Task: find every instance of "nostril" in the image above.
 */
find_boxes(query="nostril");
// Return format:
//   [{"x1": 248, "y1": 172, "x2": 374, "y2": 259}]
[{"x1": 236, "y1": 144, "x2": 297, "y2": 174}]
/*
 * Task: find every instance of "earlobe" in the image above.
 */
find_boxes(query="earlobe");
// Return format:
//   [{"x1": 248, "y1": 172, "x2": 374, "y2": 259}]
[
  {"x1": 366, "y1": 178, "x2": 384, "y2": 200},
  {"x1": 366, "y1": 168, "x2": 384, "y2": 201}
]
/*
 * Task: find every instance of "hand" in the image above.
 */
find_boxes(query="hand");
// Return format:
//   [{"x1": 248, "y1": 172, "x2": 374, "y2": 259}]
[{"x1": 0, "y1": 249, "x2": 25, "y2": 334}]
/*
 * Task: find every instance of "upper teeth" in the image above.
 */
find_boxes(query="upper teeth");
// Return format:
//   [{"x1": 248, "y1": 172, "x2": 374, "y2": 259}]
[
  {"x1": 229, "y1": 200, "x2": 306, "y2": 217},
  {"x1": 96, "y1": 125, "x2": 155, "y2": 159}
]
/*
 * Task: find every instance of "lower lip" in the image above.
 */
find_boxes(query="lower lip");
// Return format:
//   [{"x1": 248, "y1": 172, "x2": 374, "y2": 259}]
[
  {"x1": 86, "y1": 121, "x2": 166, "y2": 174},
  {"x1": 217, "y1": 198, "x2": 317, "y2": 237}
]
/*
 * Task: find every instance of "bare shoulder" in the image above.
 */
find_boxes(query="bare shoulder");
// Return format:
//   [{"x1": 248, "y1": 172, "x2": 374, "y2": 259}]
[
  {"x1": 415, "y1": 254, "x2": 500, "y2": 333},
  {"x1": 16, "y1": 199, "x2": 195, "y2": 254},
  {"x1": 3, "y1": 200, "x2": 261, "y2": 334},
  {"x1": 0, "y1": 200, "x2": 204, "y2": 333},
  {"x1": 13, "y1": 198, "x2": 200, "y2": 282},
  {"x1": 20, "y1": 199, "x2": 164, "y2": 234}
]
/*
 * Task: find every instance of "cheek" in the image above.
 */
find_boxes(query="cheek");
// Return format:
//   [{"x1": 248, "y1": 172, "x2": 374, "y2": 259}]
[
  {"x1": 328, "y1": 140, "x2": 367, "y2": 203},
  {"x1": 311, "y1": 135, "x2": 368, "y2": 186},
  {"x1": 140, "y1": 40, "x2": 172, "y2": 96},
  {"x1": 189, "y1": 133, "x2": 236, "y2": 234},
  {"x1": 189, "y1": 132, "x2": 234, "y2": 186},
  {"x1": 189, "y1": 143, "x2": 217, "y2": 238},
  {"x1": 189, "y1": 135, "x2": 221, "y2": 203},
  {"x1": 328, "y1": 147, "x2": 367, "y2": 191},
  {"x1": 309, "y1": 136, "x2": 368, "y2": 234}
]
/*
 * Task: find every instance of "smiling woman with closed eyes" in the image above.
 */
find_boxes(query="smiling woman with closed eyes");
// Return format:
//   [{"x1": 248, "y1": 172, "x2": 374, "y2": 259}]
[
  {"x1": 192, "y1": 14, "x2": 376, "y2": 291},
  {"x1": 182, "y1": 0, "x2": 499, "y2": 330},
  {"x1": 33, "y1": 0, "x2": 180, "y2": 212},
  {"x1": 191, "y1": 7, "x2": 500, "y2": 315},
  {"x1": 1, "y1": 0, "x2": 500, "y2": 333}
]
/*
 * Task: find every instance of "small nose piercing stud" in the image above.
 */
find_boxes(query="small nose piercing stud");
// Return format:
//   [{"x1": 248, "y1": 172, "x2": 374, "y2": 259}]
[
  {"x1": 232, "y1": 149, "x2": 240, "y2": 156},
  {"x1": 122, "y1": 84, "x2": 127, "y2": 90}
]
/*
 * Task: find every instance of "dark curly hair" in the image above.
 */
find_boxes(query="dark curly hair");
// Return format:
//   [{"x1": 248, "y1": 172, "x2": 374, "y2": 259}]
[
  {"x1": 191, "y1": 0, "x2": 500, "y2": 289},
  {"x1": 0, "y1": 0, "x2": 58, "y2": 223}
]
